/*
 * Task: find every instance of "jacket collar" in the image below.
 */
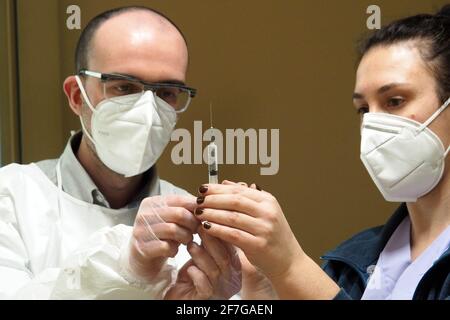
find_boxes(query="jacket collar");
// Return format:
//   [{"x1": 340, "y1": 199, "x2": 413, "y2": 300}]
[{"x1": 321, "y1": 203, "x2": 409, "y2": 276}]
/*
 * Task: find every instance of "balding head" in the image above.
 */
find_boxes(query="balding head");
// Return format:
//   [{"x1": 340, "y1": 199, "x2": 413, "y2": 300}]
[{"x1": 75, "y1": 6, "x2": 188, "y2": 82}]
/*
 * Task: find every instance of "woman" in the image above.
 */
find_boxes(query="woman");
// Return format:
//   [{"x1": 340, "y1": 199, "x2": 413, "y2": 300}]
[{"x1": 193, "y1": 5, "x2": 450, "y2": 299}]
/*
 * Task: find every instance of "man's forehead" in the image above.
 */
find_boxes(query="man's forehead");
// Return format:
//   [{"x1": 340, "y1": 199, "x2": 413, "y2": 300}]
[
  {"x1": 93, "y1": 10, "x2": 179, "y2": 43},
  {"x1": 87, "y1": 10, "x2": 188, "y2": 75}
]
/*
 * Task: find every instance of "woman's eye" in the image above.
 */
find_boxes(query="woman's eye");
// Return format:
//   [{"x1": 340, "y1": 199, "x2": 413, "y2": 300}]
[
  {"x1": 357, "y1": 106, "x2": 369, "y2": 115},
  {"x1": 387, "y1": 97, "x2": 405, "y2": 108}
]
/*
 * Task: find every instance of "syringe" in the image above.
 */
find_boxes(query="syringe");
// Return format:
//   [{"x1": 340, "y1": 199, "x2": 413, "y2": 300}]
[
  {"x1": 207, "y1": 103, "x2": 218, "y2": 184},
  {"x1": 208, "y1": 136, "x2": 218, "y2": 184}
]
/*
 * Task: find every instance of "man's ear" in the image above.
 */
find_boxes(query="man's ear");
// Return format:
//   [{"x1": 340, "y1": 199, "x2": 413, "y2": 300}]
[{"x1": 63, "y1": 75, "x2": 83, "y2": 116}]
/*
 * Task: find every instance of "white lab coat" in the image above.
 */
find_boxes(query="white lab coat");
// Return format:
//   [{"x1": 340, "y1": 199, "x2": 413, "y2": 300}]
[{"x1": 0, "y1": 162, "x2": 194, "y2": 299}]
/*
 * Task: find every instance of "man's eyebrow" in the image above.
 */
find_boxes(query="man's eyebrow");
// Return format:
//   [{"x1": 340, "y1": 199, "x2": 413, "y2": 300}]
[
  {"x1": 157, "y1": 80, "x2": 186, "y2": 86},
  {"x1": 109, "y1": 72, "x2": 186, "y2": 86},
  {"x1": 352, "y1": 82, "x2": 410, "y2": 100}
]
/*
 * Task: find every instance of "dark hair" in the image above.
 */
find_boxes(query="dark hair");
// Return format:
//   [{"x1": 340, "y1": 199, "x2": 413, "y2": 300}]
[
  {"x1": 74, "y1": 6, "x2": 188, "y2": 73},
  {"x1": 359, "y1": 4, "x2": 450, "y2": 103}
]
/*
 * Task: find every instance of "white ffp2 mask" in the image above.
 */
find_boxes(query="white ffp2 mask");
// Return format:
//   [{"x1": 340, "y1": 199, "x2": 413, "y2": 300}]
[
  {"x1": 360, "y1": 97, "x2": 450, "y2": 202},
  {"x1": 75, "y1": 76, "x2": 177, "y2": 177}
]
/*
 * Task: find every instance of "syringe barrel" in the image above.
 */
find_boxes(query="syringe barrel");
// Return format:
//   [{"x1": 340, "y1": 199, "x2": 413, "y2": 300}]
[{"x1": 208, "y1": 142, "x2": 218, "y2": 184}]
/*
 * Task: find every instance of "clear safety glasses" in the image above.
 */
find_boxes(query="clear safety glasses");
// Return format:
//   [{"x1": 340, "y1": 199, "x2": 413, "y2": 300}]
[{"x1": 78, "y1": 69, "x2": 197, "y2": 113}]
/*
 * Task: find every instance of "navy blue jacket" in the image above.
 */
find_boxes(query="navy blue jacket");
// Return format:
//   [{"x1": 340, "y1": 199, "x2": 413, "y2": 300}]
[{"x1": 321, "y1": 204, "x2": 450, "y2": 300}]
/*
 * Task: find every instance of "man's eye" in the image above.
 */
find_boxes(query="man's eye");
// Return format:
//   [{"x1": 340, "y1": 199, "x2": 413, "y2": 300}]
[
  {"x1": 118, "y1": 84, "x2": 141, "y2": 93},
  {"x1": 116, "y1": 85, "x2": 131, "y2": 92},
  {"x1": 159, "y1": 88, "x2": 178, "y2": 98},
  {"x1": 387, "y1": 97, "x2": 405, "y2": 108},
  {"x1": 111, "y1": 82, "x2": 142, "y2": 95}
]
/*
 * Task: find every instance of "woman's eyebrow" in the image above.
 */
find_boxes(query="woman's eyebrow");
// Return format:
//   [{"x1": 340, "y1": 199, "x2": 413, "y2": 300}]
[
  {"x1": 377, "y1": 82, "x2": 410, "y2": 94},
  {"x1": 353, "y1": 82, "x2": 411, "y2": 100},
  {"x1": 352, "y1": 92, "x2": 364, "y2": 100}
]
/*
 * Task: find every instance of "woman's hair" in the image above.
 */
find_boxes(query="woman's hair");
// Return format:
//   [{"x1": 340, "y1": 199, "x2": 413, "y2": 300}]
[{"x1": 359, "y1": 5, "x2": 450, "y2": 103}]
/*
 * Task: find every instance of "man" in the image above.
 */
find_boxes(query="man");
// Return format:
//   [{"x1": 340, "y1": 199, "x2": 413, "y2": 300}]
[{"x1": 0, "y1": 6, "x2": 240, "y2": 299}]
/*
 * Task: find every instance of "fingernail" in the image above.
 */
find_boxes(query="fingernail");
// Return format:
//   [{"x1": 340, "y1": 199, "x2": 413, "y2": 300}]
[
  {"x1": 198, "y1": 185, "x2": 208, "y2": 194},
  {"x1": 196, "y1": 196, "x2": 205, "y2": 204},
  {"x1": 195, "y1": 207, "x2": 204, "y2": 215},
  {"x1": 202, "y1": 221, "x2": 212, "y2": 230},
  {"x1": 255, "y1": 184, "x2": 262, "y2": 191}
]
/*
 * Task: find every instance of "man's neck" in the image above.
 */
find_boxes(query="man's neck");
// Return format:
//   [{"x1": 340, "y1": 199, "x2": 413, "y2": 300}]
[
  {"x1": 76, "y1": 136, "x2": 144, "y2": 209},
  {"x1": 407, "y1": 165, "x2": 450, "y2": 260}
]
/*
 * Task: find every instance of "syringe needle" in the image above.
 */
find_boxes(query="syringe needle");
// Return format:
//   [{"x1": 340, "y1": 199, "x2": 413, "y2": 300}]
[{"x1": 209, "y1": 102, "x2": 213, "y2": 129}]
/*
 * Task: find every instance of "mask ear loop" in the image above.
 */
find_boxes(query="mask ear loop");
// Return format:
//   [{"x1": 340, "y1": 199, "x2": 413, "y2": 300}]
[
  {"x1": 417, "y1": 97, "x2": 450, "y2": 157},
  {"x1": 418, "y1": 97, "x2": 450, "y2": 131},
  {"x1": 417, "y1": 97, "x2": 450, "y2": 159},
  {"x1": 75, "y1": 75, "x2": 96, "y2": 112},
  {"x1": 75, "y1": 75, "x2": 97, "y2": 146}
]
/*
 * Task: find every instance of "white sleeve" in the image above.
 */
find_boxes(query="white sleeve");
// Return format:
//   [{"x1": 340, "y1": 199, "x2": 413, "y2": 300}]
[
  {"x1": 0, "y1": 195, "x2": 35, "y2": 299},
  {"x1": 0, "y1": 194, "x2": 175, "y2": 299},
  {"x1": 49, "y1": 224, "x2": 177, "y2": 300},
  {"x1": 0, "y1": 195, "x2": 63, "y2": 299}
]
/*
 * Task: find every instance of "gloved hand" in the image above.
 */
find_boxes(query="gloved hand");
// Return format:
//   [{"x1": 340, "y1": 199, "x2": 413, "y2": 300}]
[
  {"x1": 164, "y1": 227, "x2": 241, "y2": 300},
  {"x1": 122, "y1": 195, "x2": 199, "y2": 283}
]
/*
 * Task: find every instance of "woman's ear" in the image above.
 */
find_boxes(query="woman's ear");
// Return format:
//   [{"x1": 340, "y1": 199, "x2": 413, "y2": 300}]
[{"x1": 63, "y1": 75, "x2": 83, "y2": 116}]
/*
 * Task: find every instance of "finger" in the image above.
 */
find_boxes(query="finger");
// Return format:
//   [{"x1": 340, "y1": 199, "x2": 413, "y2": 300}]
[
  {"x1": 135, "y1": 223, "x2": 193, "y2": 245},
  {"x1": 200, "y1": 221, "x2": 258, "y2": 253},
  {"x1": 194, "y1": 208, "x2": 262, "y2": 235},
  {"x1": 197, "y1": 194, "x2": 261, "y2": 217},
  {"x1": 236, "y1": 248, "x2": 258, "y2": 275},
  {"x1": 222, "y1": 240, "x2": 239, "y2": 262},
  {"x1": 250, "y1": 183, "x2": 263, "y2": 191},
  {"x1": 164, "y1": 194, "x2": 197, "y2": 212},
  {"x1": 133, "y1": 239, "x2": 179, "y2": 259},
  {"x1": 221, "y1": 180, "x2": 237, "y2": 185},
  {"x1": 186, "y1": 265, "x2": 213, "y2": 299},
  {"x1": 198, "y1": 228, "x2": 231, "y2": 275},
  {"x1": 152, "y1": 223, "x2": 194, "y2": 244},
  {"x1": 187, "y1": 242, "x2": 221, "y2": 287},
  {"x1": 139, "y1": 206, "x2": 200, "y2": 234},
  {"x1": 214, "y1": 237, "x2": 241, "y2": 271},
  {"x1": 141, "y1": 195, "x2": 197, "y2": 213},
  {"x1": 198, "y1": 184, "x2": 265, "y2": 203}
]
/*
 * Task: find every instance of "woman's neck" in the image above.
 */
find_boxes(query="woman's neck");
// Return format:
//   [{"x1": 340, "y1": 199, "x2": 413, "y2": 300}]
[{"x1": 407, "y1": 165, "x2": 450, "y2": 260}]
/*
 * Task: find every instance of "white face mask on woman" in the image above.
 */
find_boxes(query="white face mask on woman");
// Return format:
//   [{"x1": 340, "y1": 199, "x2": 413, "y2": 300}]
[
  {"x1": 75, "y1": 76, "x2": 178, "y2": 177},
  {"x1": 360, "y1": 97, "x2": 450, "y2": 202}
]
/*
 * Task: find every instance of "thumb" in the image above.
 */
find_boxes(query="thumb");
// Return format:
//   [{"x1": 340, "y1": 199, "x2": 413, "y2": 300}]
[{"x1": 237, "y1": 248, "x2": 258, "y2": 276}]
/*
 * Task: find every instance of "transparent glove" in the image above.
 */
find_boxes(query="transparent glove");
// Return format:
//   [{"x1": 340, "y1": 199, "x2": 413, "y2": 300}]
[
  {"x1": 121, "y1": 195, "x2": 198, "y2": 283},
  {"x1": 164, "y1": 227, "x2": 242, "y2": 300}
]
